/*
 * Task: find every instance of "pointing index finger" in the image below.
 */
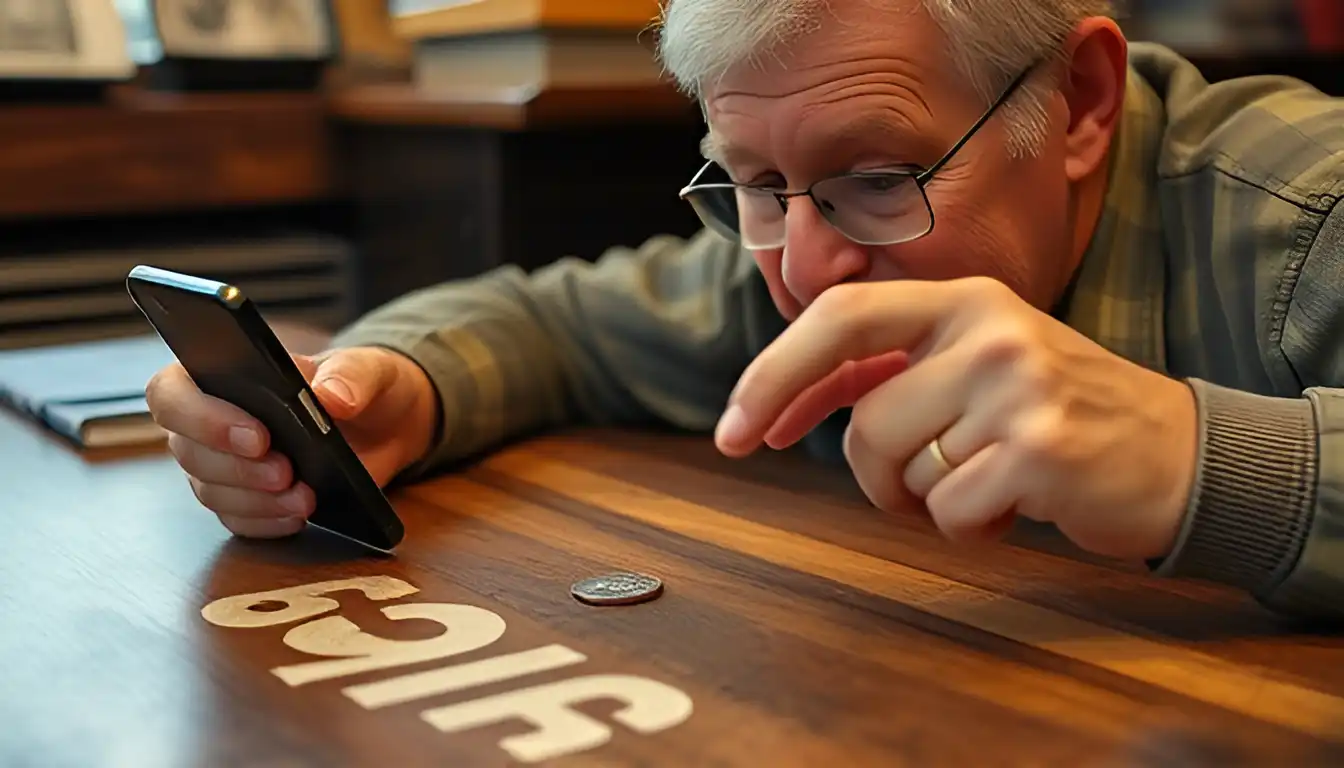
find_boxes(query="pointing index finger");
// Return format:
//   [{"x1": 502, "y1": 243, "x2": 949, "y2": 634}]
[{"x1": 715, "y1": 280, "x2": 963, "y2": 456}]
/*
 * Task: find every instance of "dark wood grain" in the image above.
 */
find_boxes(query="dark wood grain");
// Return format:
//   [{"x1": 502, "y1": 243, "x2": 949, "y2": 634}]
[
  {"x1": 0, "y1": 86, "x2": 337, "y2": 220},
  {"x1": 3, "y1": 410, "x2": 1342, "y2": 765}
]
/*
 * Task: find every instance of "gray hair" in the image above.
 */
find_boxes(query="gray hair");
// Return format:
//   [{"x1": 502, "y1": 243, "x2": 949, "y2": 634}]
[{"x1": 655, "y1": 0, "x2": 1115, "y2": 157}]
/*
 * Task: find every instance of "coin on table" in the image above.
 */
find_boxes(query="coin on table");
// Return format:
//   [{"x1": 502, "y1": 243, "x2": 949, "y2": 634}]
[{"x1": 570, "y1": 571, "x2": 664, "y2": 606}]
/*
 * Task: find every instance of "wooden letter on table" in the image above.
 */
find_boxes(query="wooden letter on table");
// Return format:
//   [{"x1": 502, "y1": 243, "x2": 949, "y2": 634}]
[{"x1": 200, "y1": 574, "x2": 694, "y2": 763}]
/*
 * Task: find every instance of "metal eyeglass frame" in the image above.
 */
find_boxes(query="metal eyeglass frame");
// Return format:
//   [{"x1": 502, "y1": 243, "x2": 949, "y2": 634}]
[{"x1": 677, "y1": 61, "x2": 1041, "y2": 248}]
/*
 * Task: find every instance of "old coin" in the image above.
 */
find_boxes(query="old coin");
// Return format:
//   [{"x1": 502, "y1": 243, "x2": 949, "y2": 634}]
[{"x1": 570, "y1": 571, "x2": 664, "y2": 606}]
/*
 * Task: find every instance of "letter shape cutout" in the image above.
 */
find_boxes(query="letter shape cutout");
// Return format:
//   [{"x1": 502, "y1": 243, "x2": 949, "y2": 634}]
[
  {"x1": 200, "y1": 576, "x2": 419, "y2": 628},
  {"x1": 271, "y1": 602, "x2": 507, "y2": 686},
  {"x1": 344, "y1": 645, "x2": 588, "y2": 710},
  {"x1": 421, "y1": 674, "x2": 694, "y2": 763}
]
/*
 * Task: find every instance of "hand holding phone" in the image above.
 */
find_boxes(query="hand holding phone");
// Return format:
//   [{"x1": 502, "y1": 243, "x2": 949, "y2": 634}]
[
  {"x1": 146, "y1": 345, "x2": 437, "y2": 540},
  {"x1": 129, "y1": 266, "x2": 426, "y2": 553}
]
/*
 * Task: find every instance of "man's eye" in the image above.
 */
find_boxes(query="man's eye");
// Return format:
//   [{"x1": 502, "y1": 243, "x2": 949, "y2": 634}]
[
  {"x1": 744, "y1": 174, "x2": 786, "y2": 190},
  {"x1": 855, "y1": 175, "x2": 906, "y2": 192}
]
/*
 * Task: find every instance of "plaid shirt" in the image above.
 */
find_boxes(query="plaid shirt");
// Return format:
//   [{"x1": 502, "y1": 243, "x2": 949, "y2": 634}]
[{"x1": 332, "y1": 43, "x2": 1344, "y2": 621}]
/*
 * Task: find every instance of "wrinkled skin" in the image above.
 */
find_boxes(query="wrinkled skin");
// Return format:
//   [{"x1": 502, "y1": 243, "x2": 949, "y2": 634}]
[{"x1": 705, "y1": 2, "x2": 1199, "y2": 560}]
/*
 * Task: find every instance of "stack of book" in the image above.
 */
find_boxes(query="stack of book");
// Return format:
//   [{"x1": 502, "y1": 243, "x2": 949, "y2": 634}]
[{"x1": 0, "y1": 334, "x2": 175, "y2": 449}]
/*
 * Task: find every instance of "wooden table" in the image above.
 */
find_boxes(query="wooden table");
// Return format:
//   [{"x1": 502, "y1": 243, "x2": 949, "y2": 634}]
[{"x1": 4, "y1": 409, "x2": 1344, "y2": 766}]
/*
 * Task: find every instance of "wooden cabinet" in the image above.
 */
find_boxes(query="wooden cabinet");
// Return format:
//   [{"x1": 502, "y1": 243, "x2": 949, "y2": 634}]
[{"x1": 0, "y1": 87, "x2": 353, "y2": 349}]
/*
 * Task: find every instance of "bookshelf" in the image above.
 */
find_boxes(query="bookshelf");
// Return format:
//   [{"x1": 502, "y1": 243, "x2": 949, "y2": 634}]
[
  {"x1": 0, "y1": 85, "x2": 354, "y2": 351},
  {"x1": 327, "y1": 1, "x2": 706, "y2": 313}
]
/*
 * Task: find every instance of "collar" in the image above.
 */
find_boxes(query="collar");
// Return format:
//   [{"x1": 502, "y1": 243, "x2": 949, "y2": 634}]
[{"x1": 1056, "y1": 65, "x2": 1170, "y2": 373}]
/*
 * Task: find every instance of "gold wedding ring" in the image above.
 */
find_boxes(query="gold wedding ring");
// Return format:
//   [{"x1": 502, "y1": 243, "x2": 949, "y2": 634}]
[{"x1": 927, "y1": 437, "x2": 954, "y2": 475}]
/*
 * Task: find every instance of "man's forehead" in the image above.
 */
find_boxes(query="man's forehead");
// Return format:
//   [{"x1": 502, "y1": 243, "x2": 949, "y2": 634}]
[
  {"x1": 698, "y1": 67, "x2": 938, "y2": 166},
  {"x1": 689, "y1": 0, "x2": 961, "y2": 167},
  {"x1": 699, "y1": 111, "x2": 925, "y2": 163}
]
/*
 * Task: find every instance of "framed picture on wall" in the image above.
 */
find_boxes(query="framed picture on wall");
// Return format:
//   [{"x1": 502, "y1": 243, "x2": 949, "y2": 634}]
[
  {"x1": 154, "y1": 0, "x2": 336, "y2": 59},
  {"x1": 119, "y1": 0, "x2": 340, "y2": 90},
  {"x1": 0, "y1": 0, "x2": 135, "y2": 92}
]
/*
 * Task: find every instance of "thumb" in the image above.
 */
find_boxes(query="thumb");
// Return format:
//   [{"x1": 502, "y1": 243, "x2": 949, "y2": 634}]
[{"x1": 307, "y1": 348, "x2": 397, "y2": 421}]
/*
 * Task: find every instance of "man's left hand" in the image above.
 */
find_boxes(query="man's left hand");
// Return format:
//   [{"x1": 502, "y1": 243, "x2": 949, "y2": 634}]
[{"x1": 714, "y1": 276, "x2": 1199, "y2": 561}]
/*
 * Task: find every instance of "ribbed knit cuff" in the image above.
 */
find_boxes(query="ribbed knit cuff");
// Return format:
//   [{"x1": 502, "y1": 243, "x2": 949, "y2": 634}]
[{"x1": 1153, "y1": 379, "x2": 1319, "y2": 598}]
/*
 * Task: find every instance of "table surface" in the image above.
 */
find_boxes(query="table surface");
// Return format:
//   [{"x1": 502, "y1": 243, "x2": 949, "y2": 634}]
[{"x1": 4, "y1": 408, "x2": 1344, "y2": 766}]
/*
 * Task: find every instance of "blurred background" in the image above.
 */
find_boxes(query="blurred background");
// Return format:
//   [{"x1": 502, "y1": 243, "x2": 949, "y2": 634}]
[{"x1": 0, "y1": 0, "x2": 1340, "y2": 354}]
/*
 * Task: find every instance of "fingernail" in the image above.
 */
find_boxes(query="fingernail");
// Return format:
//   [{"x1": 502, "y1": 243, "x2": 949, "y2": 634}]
[
  {"x1": 257, "y1": 461, "x2": 284, "y2": 488},
  {"x1": 229, "y1": 426, "x2": 262, "y2": 456},
  {"x1": 317, "y1": 377, "x2": 355, "y2": 407},
  {"x1": 715, "y1": 404, "x2": 750, "y2": 448},
  {"x1": 279, "y1": 487, "x2": 309, "y2": 515}
]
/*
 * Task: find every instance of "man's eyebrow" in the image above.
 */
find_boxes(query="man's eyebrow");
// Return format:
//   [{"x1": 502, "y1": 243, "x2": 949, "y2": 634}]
[
  {"x1": 700, "y1": 113, "x2": 932, "y2": 171},
  {"x1": 699, "y1": 131, "x2": 726, "y2": 164},
  {"x1": 818, "y1": 113, "x2": 930, "y2": 165},
  {"x1": 699, "y1": 131, "x2": 772, "y2": 172}
]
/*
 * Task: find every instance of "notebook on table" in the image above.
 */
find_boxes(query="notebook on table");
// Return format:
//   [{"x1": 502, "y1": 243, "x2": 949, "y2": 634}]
[{"x1": 0, "y1": 334, "x2": 176, "y2": 449}]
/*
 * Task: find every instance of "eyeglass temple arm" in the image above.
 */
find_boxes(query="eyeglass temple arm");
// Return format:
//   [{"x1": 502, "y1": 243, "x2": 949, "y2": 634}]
[{"x1": 916, "y1": 62, "x2": 1041, "y2": 183}]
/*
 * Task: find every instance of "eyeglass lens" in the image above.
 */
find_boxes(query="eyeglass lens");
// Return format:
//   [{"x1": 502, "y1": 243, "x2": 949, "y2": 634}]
[{"x1": 686, "y1": 173, "x2": 932, "y2": 250}]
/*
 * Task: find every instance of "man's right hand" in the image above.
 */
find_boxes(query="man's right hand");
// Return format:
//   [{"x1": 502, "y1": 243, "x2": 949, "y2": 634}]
[{"x1": 145, "y1": 346, "x2": 439, "y2": 539}]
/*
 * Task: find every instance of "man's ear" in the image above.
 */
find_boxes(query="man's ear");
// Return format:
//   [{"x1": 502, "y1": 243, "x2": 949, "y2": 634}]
[{"x1": 1057, "y1": 17, "x2": 1128, "y2": 183}]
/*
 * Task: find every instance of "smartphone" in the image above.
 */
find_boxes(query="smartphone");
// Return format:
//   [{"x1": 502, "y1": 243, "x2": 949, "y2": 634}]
[{"x1": 126, "y1": 265, "x2": 405, "y2": 553}]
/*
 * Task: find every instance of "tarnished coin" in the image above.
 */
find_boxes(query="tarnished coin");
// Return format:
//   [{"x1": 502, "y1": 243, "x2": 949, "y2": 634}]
[{"x1": 570, "y1": 571, "x2": 664, "y2": 606}]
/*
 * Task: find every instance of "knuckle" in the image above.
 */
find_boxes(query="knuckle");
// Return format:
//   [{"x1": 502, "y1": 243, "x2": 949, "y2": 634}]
[
  {"x1": 812, "y1": 283, "x2": 874, "y2": 336},
  {"x1": 291, "y1": 352, "x2": 321, "y2": 380},
  {"x1": 146, "y1": 365, "x2": 234, "y2": 448},
  {"x1": 857, "y1": 473, "x2": 898, "y2": 514},
  {"x1": 924, "y1": 492, "x2": 976, "y2": 541},
  {"x1": 186, "y1": 474, "x2": 215, "y2": 511},
  {"x1": 924, "y1": 492, "x2": 950, "y2": 526},
  {"x1": 237, "y1": 454, "x2": 283, "y2": 492},
  {"x1": 319, "y1": 348, "x2": 371, "y2": 379},
  {"x1": 972, "y1": 323, "x2": 1033, "y2": 367},
  {"x1": 144, "y1": 367, "x2": 165, "y2": 406},
  {"x1": 144, "y1": 365, "x2": 182, "y2": 421},
  {"x1": 902, "y1": 458, "x2": 928, "y2": 499},
  {"x1": 845, "y1": 404, "x2": 882, "y2": 455},
  {"x1": 960, "y1": 275, "x2": 1014, "y2": 304},
  {"x1": 812, "y1": 282, "x2": 862, "y2": 315},
  {"x1": 188, "y1": 475, "x2": 248, "y2": 520},
  {"x1": 1008, "y1": 406, "x2": 1068, "y2": 461},
  {"x1": 227, "y1": 456, "x2": 256, "y2": 489},
  {"x1": 971, "y1": 325, "x2": 1053, "y2": 394},
  {"x1": 869, "y1": 494, "x2": 898, "y2": 515},
  {"x1": 166, "y1": 432, "x2": 194, "y2": 468},
  {"x1": 1011, "y1": 355, "x2": 1054, "y2": 399}
]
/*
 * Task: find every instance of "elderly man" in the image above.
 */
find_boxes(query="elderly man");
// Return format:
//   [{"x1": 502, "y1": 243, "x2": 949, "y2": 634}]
[{"x1": 145, "y1": 0, "x2": 1344, "y2": 620}]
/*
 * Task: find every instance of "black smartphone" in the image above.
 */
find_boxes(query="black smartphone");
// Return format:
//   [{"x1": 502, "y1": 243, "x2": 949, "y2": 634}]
[{"x1": 126, "y1": 265, "x2": 405, "y2": 553}]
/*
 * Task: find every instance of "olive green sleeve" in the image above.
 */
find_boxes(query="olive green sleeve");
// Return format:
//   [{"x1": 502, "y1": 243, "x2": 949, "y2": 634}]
[
  {"x1": 1157, "y1": 200, "x2": 1344, "y2": 622},
  {"x1": 327, "y1": 230, "x2": 763, "y2": 479}
]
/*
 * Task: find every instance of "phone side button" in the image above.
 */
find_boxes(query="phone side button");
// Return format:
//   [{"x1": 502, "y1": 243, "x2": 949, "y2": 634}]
[{"x1": 297, "y1": 388, "x2": 332, "y2": 434}]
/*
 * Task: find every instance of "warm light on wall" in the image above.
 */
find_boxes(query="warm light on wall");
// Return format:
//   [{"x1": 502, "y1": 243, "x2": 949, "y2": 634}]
[{"x1": 388, "y1": 0, "x2": 662, "y2": 40}]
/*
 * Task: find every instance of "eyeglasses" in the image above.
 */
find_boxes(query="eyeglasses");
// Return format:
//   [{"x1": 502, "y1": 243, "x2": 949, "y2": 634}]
[{"x1": 678, "y1": 63, "x2": 1039, "y2": 251}]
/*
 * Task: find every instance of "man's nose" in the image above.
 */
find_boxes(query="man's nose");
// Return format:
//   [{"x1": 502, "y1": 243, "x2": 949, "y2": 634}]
[{"x1": 780, "y1": 197, "x2": 868, "y2": 305}]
